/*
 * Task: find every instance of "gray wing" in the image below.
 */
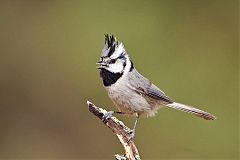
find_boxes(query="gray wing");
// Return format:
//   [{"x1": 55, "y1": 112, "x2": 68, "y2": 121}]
[
  {"x1": 127, "y1": 69, "x2": 173, "y2": 103},
  {"x1": 147, "y1": 83, "x2": 173, "y2": 103}
]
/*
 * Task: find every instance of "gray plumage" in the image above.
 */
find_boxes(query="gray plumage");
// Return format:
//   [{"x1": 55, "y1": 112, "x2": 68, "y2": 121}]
[
  {"x1": 106, "y1": 67, "x2": 215, "y2": 120},
  {"x1": 97, "y1": 34, "x2": 216, "y2": 139}
]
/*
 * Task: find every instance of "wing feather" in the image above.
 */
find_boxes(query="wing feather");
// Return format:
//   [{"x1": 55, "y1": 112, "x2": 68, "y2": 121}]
[
  {"x1": 146, "y1": 84, "x2": 173, "y2": 103},
  {"x1": 127, "y1": 69, "x2": 173, "y2": 104}
]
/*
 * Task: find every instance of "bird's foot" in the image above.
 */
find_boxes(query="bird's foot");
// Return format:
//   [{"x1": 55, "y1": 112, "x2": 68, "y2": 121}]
[
  {"x1": 102, "y1": 111, "x2": 114, "y2": 123},
  {"x1": 127, "y1": 129, "x2": 135, "y2": 143}
]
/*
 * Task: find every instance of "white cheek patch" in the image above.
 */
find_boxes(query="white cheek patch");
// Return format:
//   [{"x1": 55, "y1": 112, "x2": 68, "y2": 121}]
[{"x1": 109, "y1": 62, "x2": 124, "y2": 73}]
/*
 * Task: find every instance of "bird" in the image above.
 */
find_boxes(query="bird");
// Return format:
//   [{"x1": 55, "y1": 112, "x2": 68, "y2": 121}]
[{"x1": 97, "y1": 34, "x2": 216, "y2": 139}]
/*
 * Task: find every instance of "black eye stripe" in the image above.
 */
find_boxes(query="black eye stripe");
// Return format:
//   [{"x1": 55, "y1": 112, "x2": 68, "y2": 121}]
[
  {"x1": 108, "y1": 53, "x2": 126, "y2": 64},
  {"x1": 118, "y1": 53, "x2": 125, "y2": 59},
  {"x1": 109, "y1": 59, "x2": 116, "y2": 64}
]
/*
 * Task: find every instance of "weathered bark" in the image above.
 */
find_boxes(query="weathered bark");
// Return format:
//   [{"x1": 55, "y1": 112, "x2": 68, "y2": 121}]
[{"x1": 87, "y1": 101, "x2": 140, "y2": 160}]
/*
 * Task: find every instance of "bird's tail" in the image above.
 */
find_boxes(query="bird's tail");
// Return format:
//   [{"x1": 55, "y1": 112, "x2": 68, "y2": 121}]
[{"x1": 166, "y1": 102, "x2": 216, "y2": 120}]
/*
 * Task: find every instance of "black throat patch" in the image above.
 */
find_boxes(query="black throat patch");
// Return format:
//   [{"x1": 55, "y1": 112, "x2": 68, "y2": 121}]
[{"x1": 100, "y1": 69, "x2": 123, "y2": 86}]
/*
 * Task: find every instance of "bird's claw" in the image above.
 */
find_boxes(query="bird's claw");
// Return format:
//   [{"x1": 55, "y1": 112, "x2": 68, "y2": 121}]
[
  {"x1": 102, "y1": 111, "x2": 114, "y2": 123},
  {"x1": 127, "y1": 129, "x2": 135, "y2": 143}
]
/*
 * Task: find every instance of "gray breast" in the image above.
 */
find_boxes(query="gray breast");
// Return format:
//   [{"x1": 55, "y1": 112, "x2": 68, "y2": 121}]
[{"x1": 106, "y1": 72, "x2": 160, "y2": 116}]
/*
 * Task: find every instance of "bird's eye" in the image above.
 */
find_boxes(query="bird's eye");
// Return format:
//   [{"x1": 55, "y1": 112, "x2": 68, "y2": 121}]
[{"x1": 109, "y1": 59, "x2": 116, "y2": 64}]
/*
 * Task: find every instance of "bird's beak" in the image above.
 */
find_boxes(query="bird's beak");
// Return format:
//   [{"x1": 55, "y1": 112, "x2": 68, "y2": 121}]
[{"x1": 96, "y1": 60, "x2": 107, "y2": 69}]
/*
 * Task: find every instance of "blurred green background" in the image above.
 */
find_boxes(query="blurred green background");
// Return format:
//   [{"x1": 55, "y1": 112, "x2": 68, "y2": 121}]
[{"x1": 0, "y1": 0, "x2": 238, "y2": 159}]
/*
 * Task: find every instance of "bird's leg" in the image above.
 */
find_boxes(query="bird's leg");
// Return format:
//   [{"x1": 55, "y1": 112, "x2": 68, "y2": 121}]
[
  {"x1": 103, "y1": 111, "x2": 139, "y2": 142},
  {"x1": 128, "y1": 112, "x2": 139, "y2": 142}
]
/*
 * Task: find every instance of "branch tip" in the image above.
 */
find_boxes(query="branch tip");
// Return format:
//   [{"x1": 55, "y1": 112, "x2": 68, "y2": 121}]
[{"x1": 86, "y1": 100, "x2": 92, "y2": 106}]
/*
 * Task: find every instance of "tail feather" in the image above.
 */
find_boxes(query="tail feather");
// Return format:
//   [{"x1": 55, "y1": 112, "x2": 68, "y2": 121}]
[{"x1": 166, "y1": 102, "x2": 216, "y2": 120}]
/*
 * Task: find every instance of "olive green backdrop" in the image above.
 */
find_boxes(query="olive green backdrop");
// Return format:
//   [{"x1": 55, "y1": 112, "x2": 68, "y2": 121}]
[{"x1": 0, "y1": 0, "x2": 238, "y2": 159}]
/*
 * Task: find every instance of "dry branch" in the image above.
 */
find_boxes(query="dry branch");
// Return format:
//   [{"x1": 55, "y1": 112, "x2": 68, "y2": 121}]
[{"x1": 87, "y1": 101, "x2": 141, "y2": 160}]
